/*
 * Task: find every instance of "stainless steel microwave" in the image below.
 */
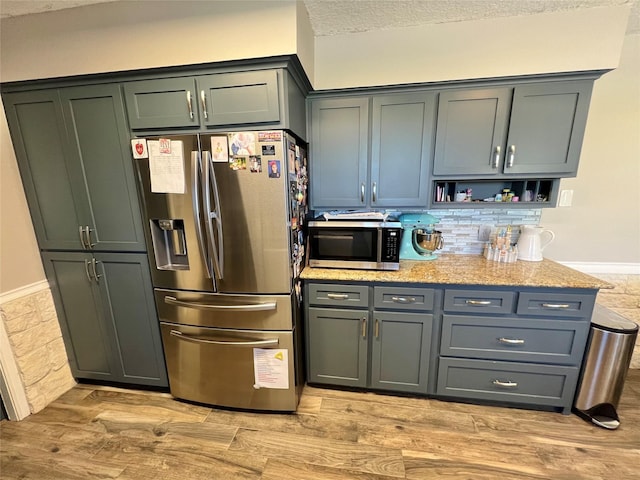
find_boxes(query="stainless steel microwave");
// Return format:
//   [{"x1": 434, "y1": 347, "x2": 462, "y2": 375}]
[{"x1": 307, "y1": 219, "x2": 402, "y2": 270}]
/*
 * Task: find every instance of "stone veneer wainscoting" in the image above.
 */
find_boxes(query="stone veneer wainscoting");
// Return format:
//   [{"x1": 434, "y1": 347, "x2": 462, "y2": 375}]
[{"x1": 0, "y1": 285, "x2": 76, "y2": 416}]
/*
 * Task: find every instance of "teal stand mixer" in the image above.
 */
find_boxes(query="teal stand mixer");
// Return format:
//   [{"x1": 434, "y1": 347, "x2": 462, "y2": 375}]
[{"x1": 399, "y1": 213, "x2": 443, "y2": 260}]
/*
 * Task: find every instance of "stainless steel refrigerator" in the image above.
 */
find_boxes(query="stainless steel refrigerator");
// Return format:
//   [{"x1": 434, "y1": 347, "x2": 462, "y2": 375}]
[{"x1": 132, "y1": 131, "x2": 308, "y2": 411}]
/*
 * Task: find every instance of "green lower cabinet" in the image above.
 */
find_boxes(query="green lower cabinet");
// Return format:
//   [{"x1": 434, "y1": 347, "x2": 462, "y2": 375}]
[
  {"x1": 370, "y1": 311, "x2": 432, "y2": 394},
  {"x1": 305, "y1": 284, "x2": 433, "y2": 394},
  {"x1": 307, "y1": 307, "x2": 368, "y2": 388},
  {"x1": 42, "y1": 251, "x2": 168, "y2": 387}
]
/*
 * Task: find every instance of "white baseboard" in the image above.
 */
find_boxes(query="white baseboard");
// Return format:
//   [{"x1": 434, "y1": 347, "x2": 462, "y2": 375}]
[
  {"x1": 559, "y1": 262, "x2": 640, "y2": 275},
  {"x1": 0, "y1": 280, "x2": 49, "y2": 305}
]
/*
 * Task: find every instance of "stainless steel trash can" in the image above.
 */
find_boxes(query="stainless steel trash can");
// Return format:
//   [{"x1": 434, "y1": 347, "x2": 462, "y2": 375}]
[{"x1": 574, "y1": 305, "x2": 638, "y2": 429}]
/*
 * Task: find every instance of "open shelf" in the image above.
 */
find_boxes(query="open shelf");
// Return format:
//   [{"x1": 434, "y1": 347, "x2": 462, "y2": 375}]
[{"x1": 432, "y1": 179, "x2": 559, "y2": 208}]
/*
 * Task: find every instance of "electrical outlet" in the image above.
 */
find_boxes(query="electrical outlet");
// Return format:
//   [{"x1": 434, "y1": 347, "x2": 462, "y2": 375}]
[
  {"x1": 559, "y1": 189, "x2": 574, "y2": 207},
  {"x1": 478, "y1": 224, "x2": 492, "y2": 242}
]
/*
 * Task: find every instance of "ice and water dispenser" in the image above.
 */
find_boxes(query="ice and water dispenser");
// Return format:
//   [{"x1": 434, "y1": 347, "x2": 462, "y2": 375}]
[{"x1": 149, "y1": 219, "x2": 189, "y2": 270}]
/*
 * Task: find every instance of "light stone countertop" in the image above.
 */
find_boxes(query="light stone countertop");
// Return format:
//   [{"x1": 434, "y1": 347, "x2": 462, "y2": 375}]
[{"x1": 300, "y1": 255, "x2": 613, "y2": 290}]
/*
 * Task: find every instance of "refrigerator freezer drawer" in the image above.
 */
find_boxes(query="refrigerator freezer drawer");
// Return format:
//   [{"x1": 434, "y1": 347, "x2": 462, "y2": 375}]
[
  {"x1": 161, "y1": 323, "x2": 302, "y2": 411},
  {"x1": 155, "y1": 288, "x2": 295, "y2": 330}
]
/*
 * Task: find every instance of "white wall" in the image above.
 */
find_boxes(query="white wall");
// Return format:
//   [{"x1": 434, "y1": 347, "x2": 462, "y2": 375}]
[
  {"x1": 541, "y1": 33, "x2": 640, "y2": 265},
  {"x1": 313, "y1": 6, "x2": 630, "y2": 89}
]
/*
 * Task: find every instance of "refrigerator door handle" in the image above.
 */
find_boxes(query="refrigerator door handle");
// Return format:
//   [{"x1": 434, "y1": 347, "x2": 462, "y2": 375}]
[
  {"x1": 191, "y1": 150, "x2": 212, "y2": 279},
  {"x1": 203, "y1": 150, "x2": 224, "y2": 280},
  {"x1": 164, "y1": 295, "x2": 277, "y2": 311},
  {"x1": 170, "y1": 330, "x2": 279, "y2": 347}
]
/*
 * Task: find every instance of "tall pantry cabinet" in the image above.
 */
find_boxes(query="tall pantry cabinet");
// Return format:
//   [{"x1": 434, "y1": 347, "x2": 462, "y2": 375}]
[{"x1": 3, "y1": 84, "x2": 168, "y2": 387}]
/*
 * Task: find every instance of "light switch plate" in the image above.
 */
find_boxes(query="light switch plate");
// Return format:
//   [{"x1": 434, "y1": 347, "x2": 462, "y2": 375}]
[{"x1": 559, "y1": 189, "x2": 574, "y2": 207}]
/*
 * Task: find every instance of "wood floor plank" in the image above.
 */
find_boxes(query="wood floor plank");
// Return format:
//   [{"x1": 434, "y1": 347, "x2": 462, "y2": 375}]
[
  {"x1": 261, "y1": 458, "x2": 404, "y2": 480},
  {"x1": 1, "y1": 447, "x2": 124, "y2": 480},
  {"x1": 77, "y1": 389, "x2": 211, "y2": 423},
  {"x1": 228, "y1": 428, "x2": 406, "y2": 478},
  {"x1": 92, "y1": 429, "x2": 266, "y2": 478},
  {"x1": 319, "y1": 396, "x2": 478, "y2": 434},
  {"x1": 203, "y1": 406, "x2": 360, "y2": 442}
]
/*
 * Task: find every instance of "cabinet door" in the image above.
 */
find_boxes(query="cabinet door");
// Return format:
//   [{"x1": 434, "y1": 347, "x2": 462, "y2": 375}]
[
  {"x1": 123, "y1": 77, "x2": 199, "y2": 129},
  {"x1": 3, "y1": 90, "x2": 84, "y2": 250},
  {"x1": 197, "y1": 70, "x2": 280, "y2": 127},
  {"x1": 371, "y1": 93, "x2": 434, "y2": 207},
  {"x1": 60, "y1": 84, "x2": 147, "y2": 252},
  {"x1": 370, "y1": 311, "x2": 432, "y2": 393},
  {"x1": 95, "y1": 253, "x2": 168, "y2": 386},
  {"x1": 310, "y1": 97, "x2": 369, "y2": 208},
  {"x1": 504, "y1": 81, "x2": 593, "y2": 176},
  {"x1": 306, "y1": 307, "x2": 368, "y2": 387},
  {"x1": 41, "y1": 251, "x2": 117, "y2": 381},
  {"x1": 433, "y1": 88, "x2": 511, "y2": 176}
]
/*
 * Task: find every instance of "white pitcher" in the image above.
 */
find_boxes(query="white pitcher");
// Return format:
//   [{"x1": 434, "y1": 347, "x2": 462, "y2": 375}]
[{"x1": 517, "y1": 226, "x2": 555, "y2": 261}]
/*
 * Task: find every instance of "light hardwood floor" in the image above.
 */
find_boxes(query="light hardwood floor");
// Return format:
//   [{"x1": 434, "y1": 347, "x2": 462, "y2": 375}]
[{"x1": 1, "y1": 368, "x2": 639, "y2": 480}]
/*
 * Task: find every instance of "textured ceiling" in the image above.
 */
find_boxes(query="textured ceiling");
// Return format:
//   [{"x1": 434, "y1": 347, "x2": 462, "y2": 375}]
[{"x1": 1, "y1": 0, "x2": 639, "y2": 34}]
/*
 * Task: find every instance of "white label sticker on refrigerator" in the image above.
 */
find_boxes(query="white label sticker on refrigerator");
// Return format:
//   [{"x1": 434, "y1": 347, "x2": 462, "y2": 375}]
[
  {"x1": 147, "y1": 140, "x2": 185, "y2": 194},
  {"x1": 253, "y1": 348, "x2": 289, "y2": 389}
]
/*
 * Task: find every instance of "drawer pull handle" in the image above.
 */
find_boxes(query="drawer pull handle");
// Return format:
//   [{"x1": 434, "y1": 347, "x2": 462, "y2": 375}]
[
  {"x1": 492, "y1": 380, "x2": 518, "y2": 388},
  {"x1": 498, "y1": 337, "x2": 525, "y2": 345},
  {"x1": 327, "y1": 293, "x2": 349, "y2": 300},
  {"x1": 391, "y1": 296, "x2": 416, "y2": 304},
  {"x1": 466, "y1": 300, "x2": 492, "y2": 306},
  {"x1": 542, "y1": 303, "x2": 570, "y2": 309}
]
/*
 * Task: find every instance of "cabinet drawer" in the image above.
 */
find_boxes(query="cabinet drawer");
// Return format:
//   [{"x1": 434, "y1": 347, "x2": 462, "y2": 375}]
[
  {"x1": 307, "y1": 284, "x2": 369, "y2": 308},
  {"x1": 436, "y1": 358, "x2": 579, "y2": 409},
  {"x1": 441, "y1": 315, "x2": 589, "y2": 365},
  {"x1": 444, "y1": 289, "x2": 516, "y2": 314},
  {"x1": 374, "y1": 286, "x2": 435, "y2": 312},
  {"x1": 517, "y1": 292, "x2": 595, "y2": 318}
]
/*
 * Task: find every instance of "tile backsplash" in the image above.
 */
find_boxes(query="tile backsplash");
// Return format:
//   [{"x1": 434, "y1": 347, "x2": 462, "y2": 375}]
[{"x1": 401, "y1": 208, "x2": 542, "y2": 255}]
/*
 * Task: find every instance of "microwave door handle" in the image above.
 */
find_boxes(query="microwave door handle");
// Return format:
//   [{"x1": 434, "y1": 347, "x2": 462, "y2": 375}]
[
  {"x1": 203, "y1": 150, "x2": 224, "y2": 280},
  {"x1": 192, "y1": 150, "x2": 212, "y2": 278},
  {"x1": 377, "y1": 228, "x2": 383, "y2": 263}
]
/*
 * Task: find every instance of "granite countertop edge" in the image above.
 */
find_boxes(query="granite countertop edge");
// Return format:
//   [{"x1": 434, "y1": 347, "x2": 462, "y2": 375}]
[{"x1": 299, "y1": 255, "x2": 613, "y2": 290}]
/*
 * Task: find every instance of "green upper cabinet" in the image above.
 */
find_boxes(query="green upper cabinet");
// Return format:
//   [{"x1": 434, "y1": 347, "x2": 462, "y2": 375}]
[
  {"x1": 310, "y1": 97, "x2": 369, "y2": 208},
  {"x1": 123, "y1": 68, "x2": 307, "y2": 138},
  {"x1": 3, "y1": 89, "x2": 83, "y2": 250},
  {"x1": 371, "y1": 94, "x2": 434, "y2": 207},
  {"x1": 433, "y1": 80, "x2": 594, "y2": 178},
  {"x1": 196, "y1": 70, "x2": 280, "y2": 126},
  {"x1": 123, "y1": 77, "x2": 199, "y2": 129},
  {"x1": 310, "y1": 92, "x2": 434, "y2": 209},
  {"x1": 4, "y1": 84, "x2": 146, "y2": 252},
  {"x1": 59, "y1": 84, "x2": 146, "y2": 252}
]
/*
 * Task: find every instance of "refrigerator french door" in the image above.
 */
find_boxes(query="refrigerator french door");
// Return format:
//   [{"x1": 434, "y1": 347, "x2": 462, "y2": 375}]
[{"x1": 133, "y1": 131, "x2": 308, "y2": 411}]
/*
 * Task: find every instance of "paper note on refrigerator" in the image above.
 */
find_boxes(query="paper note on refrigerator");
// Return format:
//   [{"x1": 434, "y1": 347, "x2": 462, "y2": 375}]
[
  {"x1": 253, "y1": 348, "x2": 289, "y2": 389},
  {"x1": 147, "y1": 140, "x2": 185, "y2": 194}
]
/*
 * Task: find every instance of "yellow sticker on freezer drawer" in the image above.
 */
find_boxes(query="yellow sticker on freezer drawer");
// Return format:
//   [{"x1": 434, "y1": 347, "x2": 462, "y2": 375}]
[{"x1": 253, "y1": 348, "x2": 289, "y2": 389}]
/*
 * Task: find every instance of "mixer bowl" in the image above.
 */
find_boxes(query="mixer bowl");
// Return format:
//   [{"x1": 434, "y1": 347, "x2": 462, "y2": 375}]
[{"x1": 412, "y1": 229, "x2": 444, "y2": 256}]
